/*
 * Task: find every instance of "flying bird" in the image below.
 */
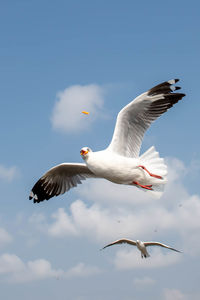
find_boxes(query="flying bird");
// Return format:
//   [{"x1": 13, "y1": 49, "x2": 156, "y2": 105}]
[
  {"x1": 101, "y1": 239, "x2": 181, "y2": 258},
  {"x1": 29, "y1": 79, "x2": 185, "y2": 203}
]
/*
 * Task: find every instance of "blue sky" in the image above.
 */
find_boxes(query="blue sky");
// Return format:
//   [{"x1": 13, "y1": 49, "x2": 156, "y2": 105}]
[{"x1": 0, "y1": 1, "x2": 200, "y2": 299}]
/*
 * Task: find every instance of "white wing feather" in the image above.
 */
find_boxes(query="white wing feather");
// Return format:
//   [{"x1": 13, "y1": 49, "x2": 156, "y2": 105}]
[
  {"x1": 102, "y1": 239, "x2": 137, "y2": 250},
  {"x1": 29, "y1": 163, "x2": 98, "y2": 203},
  {"x1": 107, "y1": 79, "x2": 185, "y2": 158},
  {"x1": 144, "y1": 241, "x2": 181, "y2": 252}
]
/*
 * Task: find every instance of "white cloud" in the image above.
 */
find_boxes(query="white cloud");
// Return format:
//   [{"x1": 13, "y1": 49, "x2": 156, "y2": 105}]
[
  {"x1": 133, "y1": 276, "x2": 156, "y2": 287},
  {"x1": 0, "y1": 254, "x2": 24, "y2": 275},
  {"x1": 48, "y1": 208, "x2": 78, "y2": 237},
  {"x1": 46, "y1": 200, "x2": 166, "y2": 242},
  {"x1": 0, "y1": 254, "x2": 62, "y2": 283},
  {"x1": 47, "y1": 200, "x2": 156, "y2": 242},
  {"x1": 65, "y1": 262, "x2": 101, "y2": 278},
  {"x1": 163, "y1": 289, "x2": 200, "y2": 300},
  {"x1": 51, "y1": 84, "x2": 104, "y2": 133},
  {"x1": 163, "y1": 288, "x2": 187, "y2": 300},
  {"x1": 0, "y1": 228, "x2": 12, "y2": 247},
  {"x1": 113, "y1": 248, "x2": 181, "y2": 270},
  {"x1": 0, "y1": 253, "x2": 101, "y2": 283},
  {"x1": 47, "y1": 201, "x2": 119, "y2": 241},
  {"x1": 0, "y1": 165, "x2": 18, "y2": 181}
]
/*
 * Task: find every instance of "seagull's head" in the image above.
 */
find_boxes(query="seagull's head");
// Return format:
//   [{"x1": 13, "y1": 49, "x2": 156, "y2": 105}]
[{"x1": 80, "y1": 147, "x2": 92, "y2": 160}]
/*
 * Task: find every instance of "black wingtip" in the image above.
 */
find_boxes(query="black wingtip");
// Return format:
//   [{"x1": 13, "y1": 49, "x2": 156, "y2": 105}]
[
  {"x1": 100, "y1": 246, "x2": 106, "y2": 251},
  {"x1": 167, "y1": 78, "x2": 179, "y2": 84},
  {"x1": 148, "y1": 79, "x2": 183, "y2": 96},
  {"x1": 176, "y1": 249, "x2": 183, "y2": 253},
  {"x1": 180, "y1": 93, "x2": 186, "y2": 98}
]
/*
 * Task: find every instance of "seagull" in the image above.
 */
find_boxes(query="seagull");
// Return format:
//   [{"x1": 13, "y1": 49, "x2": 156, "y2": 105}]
[
  {"x1": 29, "y1": 79, "x2": 185, "y2": 203},
  {"x1": 101, "y1": 239, "x2": 181, "y2": 258}
]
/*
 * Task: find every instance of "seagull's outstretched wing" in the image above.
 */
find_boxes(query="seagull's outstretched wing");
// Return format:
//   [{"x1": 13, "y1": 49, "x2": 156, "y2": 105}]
[
  {"x1": 101, "y1": 239, "x2": 137, "y2": 250},
  {"x1": 144, "y1": 241, "x2": 181, "y2": 253},
  {"x1": 107, "y1": 79, "x2": 185, "y2": 158},
  {"x1": 29, "y1": 163, "x2": 98, "y2": 203}
]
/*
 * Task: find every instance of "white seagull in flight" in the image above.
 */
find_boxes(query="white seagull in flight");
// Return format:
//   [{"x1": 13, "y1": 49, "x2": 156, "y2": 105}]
[
  {"x1": 101, "y1": 239, "x2": 181, "y2": 258},
  {"x1": 29, "y1": 79, "x2": 185, "y2": 203}
]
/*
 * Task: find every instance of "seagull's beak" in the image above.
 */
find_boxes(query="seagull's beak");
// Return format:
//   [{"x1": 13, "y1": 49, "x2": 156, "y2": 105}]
[{"x1": 80, "y1": 150, "x2": 88, "y2": 156}]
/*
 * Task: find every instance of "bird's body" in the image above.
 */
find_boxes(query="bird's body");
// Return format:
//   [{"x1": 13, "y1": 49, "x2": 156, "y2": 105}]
[
  {"x1": 29, "y1": 79, "x2": 185, "y2": 203},
  {"x1": 85, "y1": 148, "x2": 164, "y2": 187},
  {"x1": 135, "y1": 240, "x2": 150, "y2": 258},
  {"x1": 102, "y1": 238, "x2": 181, "y2": 259},
  {"x1": 85, "y1": 150, "x2": 140, "y2": 184}
]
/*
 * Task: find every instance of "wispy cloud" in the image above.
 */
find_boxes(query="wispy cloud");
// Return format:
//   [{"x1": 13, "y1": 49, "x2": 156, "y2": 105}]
[
  {"x1": 0, "y1": 165, "x2": 18, "y2": 182},
  {"x1": 163, "y1": 288, "x2": 188, "y2": 300},
  {"x1": 133, "y1": 276, "x2": 156, "y2": 287},
  {"x1": 163, "y1": 289, "x2": 200, "y2": 300},
  {"x1": 0, "y1": 228, "x2": 12, "y2": 247},
  {"x1": 65, "y1": 262, "x2": 102, "y2": 278},
  {"x1": 51, "y1": 84, "x2": 104, "y2": 133}
]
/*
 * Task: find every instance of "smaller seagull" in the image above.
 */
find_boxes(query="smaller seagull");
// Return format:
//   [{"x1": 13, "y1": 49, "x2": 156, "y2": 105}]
[{"x1": 101, "y1": 239, "x2": 181, "y2": 258}]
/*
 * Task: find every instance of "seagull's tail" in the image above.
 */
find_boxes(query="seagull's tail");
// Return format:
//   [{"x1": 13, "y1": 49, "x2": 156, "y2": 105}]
[{"x1": 139, "y1": 146, "x2": 167, "y2": 199}]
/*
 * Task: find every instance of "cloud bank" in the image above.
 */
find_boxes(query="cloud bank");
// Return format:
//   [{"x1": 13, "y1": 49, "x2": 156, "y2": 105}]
[
  {"x1": 0, "y1": 165, "x2": 18, "y2": 181},
  {"x1": 0, "y1": 253, "x2": 101, "y2": 283}
]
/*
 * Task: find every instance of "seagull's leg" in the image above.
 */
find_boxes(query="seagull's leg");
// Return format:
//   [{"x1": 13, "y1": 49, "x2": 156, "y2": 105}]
[
  {"x1": 133, "y1": 181, "x2": 153, "y2": 190},
  {"x1": 138, "y1": 165, "x2": 163, "y2": 179}
]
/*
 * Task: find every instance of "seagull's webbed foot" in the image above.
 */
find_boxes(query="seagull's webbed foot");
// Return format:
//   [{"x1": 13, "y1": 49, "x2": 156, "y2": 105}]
[
  {"x1": 138, "y1": 165, "x2": 163, "y2": 180},
  {"x1": 133, "y1": 181, "x2": 153, "y2": 190}
]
